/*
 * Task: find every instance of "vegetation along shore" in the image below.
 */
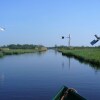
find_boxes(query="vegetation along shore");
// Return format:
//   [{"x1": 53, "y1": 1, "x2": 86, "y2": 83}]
[
  {"x1": 57, "y1": 47, "x2": 100, "y2": 67},
  {"x1": 0, "y1": 44, "x2": 47, "y2": 57}
]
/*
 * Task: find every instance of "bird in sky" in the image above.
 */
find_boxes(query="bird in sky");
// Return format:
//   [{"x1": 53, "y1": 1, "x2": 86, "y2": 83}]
[{"x1": 0, "y1": 27, "x2": 5, "y2": 31}]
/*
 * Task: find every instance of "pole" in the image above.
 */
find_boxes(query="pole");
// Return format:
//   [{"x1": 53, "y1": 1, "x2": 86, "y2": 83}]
[
  {"x1": 67, "y1": 34, "x2": 70, "y2": 47},
  {"x1": 62, "y1": 34, "x2": 71, "y2": 47}
]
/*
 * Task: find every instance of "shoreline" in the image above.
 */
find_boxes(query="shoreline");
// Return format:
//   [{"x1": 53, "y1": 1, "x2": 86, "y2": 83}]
[
  {"x1": 0, "y1": 48, "x2": 47, "y2": 57},
  {"x1": 58, "y1": 48, "x2": 100, "y2": 67}
]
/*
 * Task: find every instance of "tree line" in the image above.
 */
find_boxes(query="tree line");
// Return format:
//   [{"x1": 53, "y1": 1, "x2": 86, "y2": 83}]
[{"x1": 1, "y1": 44, "x2": 45, "y2": 49}]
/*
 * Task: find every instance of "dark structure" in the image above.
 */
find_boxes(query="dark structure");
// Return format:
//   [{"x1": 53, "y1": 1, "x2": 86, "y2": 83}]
[
  {"x1": 91, "y1": 34, "x2": 100, "y2": 45},
  {"x1": 62, "y1": 34, "x2": 71, "y2": 47}
]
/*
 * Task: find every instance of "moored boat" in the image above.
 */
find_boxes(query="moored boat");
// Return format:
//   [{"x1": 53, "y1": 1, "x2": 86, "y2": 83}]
[{"x1": 53, "y1": 86, "x2": 87, "y2": 100}]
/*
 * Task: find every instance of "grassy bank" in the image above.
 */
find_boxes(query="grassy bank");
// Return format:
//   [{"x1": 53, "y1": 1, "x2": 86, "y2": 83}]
[
  {"x1": 58, "y1": 48, "x2": 100, "y2": 66},
  {"x1": 0, "y1": 52, "x2": 3, "y2": 57},
  {"x1": 0, "y1": 47, "x2": 47, "y2": 57}
]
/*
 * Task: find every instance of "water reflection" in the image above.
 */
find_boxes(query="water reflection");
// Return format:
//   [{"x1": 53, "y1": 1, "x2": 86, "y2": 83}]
[
  {"x1": 0, "y1": 73, "x2": 5, "y2": 86},
  {"x1": 76, "y1": 58, "x2": 100, "y2": 71},
  {"x1": 61, "y1": 62, "x2": 64, "y2": 70},
  {"x1": 0, "y1": 73, "x2": 5, "y2": 81},
  {"x1": 0, "y1": 50, "x2": 100, "y2": 100},
  {"x1": 54, "y1": 50, "x2": 58, "y2": 55},
  {"x1": 68, "y1": 57, "x2": 70, "y2": 69},
  {"x1": 36, "y1": 51, "x2": 46, "y2": 56},
  {"x1": 61, "y1": 58, "x2": 71, "y2": 70}
]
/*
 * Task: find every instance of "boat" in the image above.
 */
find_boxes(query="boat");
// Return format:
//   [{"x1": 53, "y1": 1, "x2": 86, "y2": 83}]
[{"x1": 53, "y1": 86, "x2": 87, "y2": 100}]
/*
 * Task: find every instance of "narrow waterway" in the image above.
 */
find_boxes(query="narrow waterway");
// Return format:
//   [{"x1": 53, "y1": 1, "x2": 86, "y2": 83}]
[{"x1": 0, "y1": 50, "x2": 100, "y2": 100}]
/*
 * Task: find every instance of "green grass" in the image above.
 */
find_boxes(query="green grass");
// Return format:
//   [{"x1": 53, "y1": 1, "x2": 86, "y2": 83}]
[
  {"x1": 0, "y1": 47, "x2": 47, "y2": 57},
  {"x1": 0, "y1": 52, "x2": 3, "y2": 57},
  {"x1": 2, "y1": 49, "x2": 36, "y2": 55},
  {"x1": 58, "y1": 48, "x2": 100, "y2": 66}
]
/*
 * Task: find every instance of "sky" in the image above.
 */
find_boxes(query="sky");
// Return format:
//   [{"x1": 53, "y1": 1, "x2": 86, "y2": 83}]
[{"x1": 0, "y1": 0, "x2": 100, "y2": 47}]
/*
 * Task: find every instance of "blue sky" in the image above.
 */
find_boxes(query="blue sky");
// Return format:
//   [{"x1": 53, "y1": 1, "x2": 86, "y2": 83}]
[{"x1": 0, "y1": 0, "x2": 100, "y2": 47}]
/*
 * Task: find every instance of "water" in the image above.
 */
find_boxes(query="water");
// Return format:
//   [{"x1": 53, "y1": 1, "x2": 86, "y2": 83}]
[{"x1": 0, "y1": 50, "x2": 100, "y2": 100}]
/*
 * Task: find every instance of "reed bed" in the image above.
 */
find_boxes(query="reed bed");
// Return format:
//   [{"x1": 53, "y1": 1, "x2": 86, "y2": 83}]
[
  {"x1": 0, "y1": 48, "x2": 47, "y2": 57},
  {"x1": 58, "y1": 48, "x2": 100, "y2": 66}
]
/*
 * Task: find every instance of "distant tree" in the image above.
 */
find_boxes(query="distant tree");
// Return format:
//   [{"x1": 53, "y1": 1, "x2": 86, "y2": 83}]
[{"x1": 0, "y1": 44, "x2": 45, "y2": 49}]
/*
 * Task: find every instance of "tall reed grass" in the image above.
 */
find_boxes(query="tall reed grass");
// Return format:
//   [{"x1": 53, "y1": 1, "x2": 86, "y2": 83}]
[
  {"x1": 58, "y1": 48, "x2": 100, "y2": 66},
  {"x1": 0, "y1": 47, "x2": 47, "y2": 57}
]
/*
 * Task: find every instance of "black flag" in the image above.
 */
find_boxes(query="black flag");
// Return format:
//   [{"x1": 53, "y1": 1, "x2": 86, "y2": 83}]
[{"x1": 62, "y1": 36, "x2": 64, "y2": 39}]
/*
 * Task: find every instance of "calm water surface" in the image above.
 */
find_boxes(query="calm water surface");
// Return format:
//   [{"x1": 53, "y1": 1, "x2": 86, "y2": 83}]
[{"x1": 0, "y1": 50, "x2": 100, "y2": 100}]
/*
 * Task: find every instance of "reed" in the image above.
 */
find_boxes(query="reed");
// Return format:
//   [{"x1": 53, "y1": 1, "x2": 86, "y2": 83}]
[
  {"x1": 0, "y1": 47, "x2": 47, "y2": 57},
  {"x1": 2, "y1": 49, "x2": 36, "y2": 55},
  {"x1": 58, "y1": 48, "x2": 100, "y2": 66},
  {"x1": 0, "y1": 52, "x2": 3, "y2": 57}
]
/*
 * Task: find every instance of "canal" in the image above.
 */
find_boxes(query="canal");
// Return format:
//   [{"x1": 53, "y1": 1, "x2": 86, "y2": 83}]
[{"x1": 0, "y1": 50, "x2": 100, "y2": 100}]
